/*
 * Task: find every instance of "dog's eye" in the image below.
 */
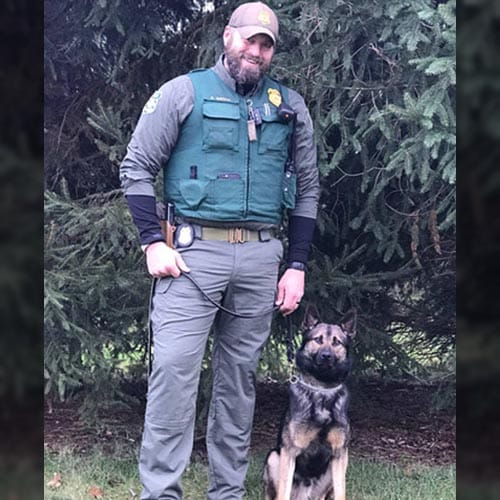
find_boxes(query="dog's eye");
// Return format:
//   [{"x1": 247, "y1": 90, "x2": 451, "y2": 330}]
[
  {"x1": 314, "y1": 336, "x2": 323, "y2": 345},
  {"x1": 332, "y1": 337, "x2": 339, "y2": 345}
]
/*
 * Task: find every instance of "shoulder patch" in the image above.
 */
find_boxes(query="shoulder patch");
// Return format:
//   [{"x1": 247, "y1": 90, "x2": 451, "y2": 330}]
[{"x1": 142, "y1": 90, "x2": 162, "y2": 114}]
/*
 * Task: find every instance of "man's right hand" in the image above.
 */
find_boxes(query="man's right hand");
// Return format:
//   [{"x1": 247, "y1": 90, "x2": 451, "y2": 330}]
[{"x1": 144, "y1": 241, "x2": 190, "y2": 278}]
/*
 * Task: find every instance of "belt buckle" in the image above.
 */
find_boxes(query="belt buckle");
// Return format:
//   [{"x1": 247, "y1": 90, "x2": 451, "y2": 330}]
[{"x1": 228, "y1": 227, "x2": 244, "y2": 243}]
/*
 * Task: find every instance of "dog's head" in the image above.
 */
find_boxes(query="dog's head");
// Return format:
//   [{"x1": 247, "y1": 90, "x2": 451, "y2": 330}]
[{"x1": 295, "y1": 304, "x2": 357, "y2": 384}]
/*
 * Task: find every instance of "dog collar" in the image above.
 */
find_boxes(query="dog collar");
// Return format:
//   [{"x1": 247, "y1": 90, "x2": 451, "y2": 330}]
[{"x1": 294, "y1": 376, "x2": 343, "y2": 395}]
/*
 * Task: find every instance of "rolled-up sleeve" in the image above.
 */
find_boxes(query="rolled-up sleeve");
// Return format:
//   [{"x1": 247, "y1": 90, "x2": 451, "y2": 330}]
[
  {"x1": 119, "y1": 75, "x2": 194, "y2": 196},
  {"x1": 288, "y1": 89, "x2": 319, "y2": 219}
]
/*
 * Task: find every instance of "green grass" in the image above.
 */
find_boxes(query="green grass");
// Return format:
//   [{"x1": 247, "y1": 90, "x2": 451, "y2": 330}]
[{"x1": 44, "y1": 447, "x2": 455, "y2": 499}]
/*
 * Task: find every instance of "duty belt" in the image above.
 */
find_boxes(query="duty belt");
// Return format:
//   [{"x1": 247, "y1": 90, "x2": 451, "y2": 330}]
[{"x1": 192, "y1": 225, "x2": 274, "y2": 243}]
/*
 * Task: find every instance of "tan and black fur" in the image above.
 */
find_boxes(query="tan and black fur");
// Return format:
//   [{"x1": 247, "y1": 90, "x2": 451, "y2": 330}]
[{"x1": 263, "y1": 304, "x2": 356, "y2": 500}]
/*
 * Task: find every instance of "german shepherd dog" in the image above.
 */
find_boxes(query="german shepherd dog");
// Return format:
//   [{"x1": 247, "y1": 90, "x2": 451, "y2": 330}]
[{"x1": 263, "y1": 304, "x2": 356, "y2": 500}]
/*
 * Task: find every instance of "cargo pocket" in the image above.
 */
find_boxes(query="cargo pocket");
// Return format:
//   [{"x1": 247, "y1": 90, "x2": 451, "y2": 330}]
[
  {"x1": 258, "y1": 114, "x2": 289, "y2": 154},
  {"x1": 151, "y1": 276, "x2": 174, "y2": 319},
  {"x1": 154, "y1": 276, "x2": 173, "y2": 296},
  {"x1": 179, "y1": 179, "x2": 209, "y2": 209},
  {"x1": 202, "y1": 99, "x2": 241, "y2": 151},
  {"x1": 211, "y1": 175, "x2": 245, "y2": 217}
]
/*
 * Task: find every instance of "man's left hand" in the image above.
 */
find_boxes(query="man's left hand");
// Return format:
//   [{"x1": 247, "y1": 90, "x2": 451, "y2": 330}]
[{"x1": 275, "y1": 268, "x2": 305, "y2": 316}]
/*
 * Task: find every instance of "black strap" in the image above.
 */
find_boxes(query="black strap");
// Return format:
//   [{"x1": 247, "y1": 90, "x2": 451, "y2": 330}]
[
  {"x1": 286, "y1": 315, "x2": 296, "y2": 363},
  {"x1": 147, "y1": 272, "x2": 281, "y2": 375},
  {"x1": 147, "y1": 278, "x2": 157, "y2": 376},
  {"x1": 181, "y1": 271, "x2": 280, "y2": 318}
]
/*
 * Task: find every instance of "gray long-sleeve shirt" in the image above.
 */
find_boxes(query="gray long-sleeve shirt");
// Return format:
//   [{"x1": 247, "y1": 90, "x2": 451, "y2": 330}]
[{"x1": 120, "y1": 55, "x2": 319, "y2": 228}]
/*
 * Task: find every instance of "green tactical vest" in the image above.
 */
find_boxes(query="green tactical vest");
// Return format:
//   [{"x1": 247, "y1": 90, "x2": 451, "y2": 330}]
[{"x1": 163, "y1": 68, "x2": 296, "y2": 225}]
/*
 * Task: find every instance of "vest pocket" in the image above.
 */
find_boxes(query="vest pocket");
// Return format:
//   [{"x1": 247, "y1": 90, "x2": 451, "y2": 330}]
[
  {"x1": 202, "y1": 99, "x2": 240, "y2": 151},
  {"x1": 211, "y1": 178, "x2": 245, "y2": 215},
  {"x1": 179, "y1": 179, "x2": 209, "y2": 209},
  {"x1": 258, "y1": 114, "x2": 289, "y2": 154},
  {"x1": 154, "y1": 276, "x2": 173, "y2": 295}
]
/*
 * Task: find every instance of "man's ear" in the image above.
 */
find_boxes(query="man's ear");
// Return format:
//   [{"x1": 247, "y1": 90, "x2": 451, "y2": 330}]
[
  {"x1": 303, "y1": 304, "x2": 320, "y2": 330},
  {"x1": 223, "y1": 25, "x2": 232, "y2": 47}
]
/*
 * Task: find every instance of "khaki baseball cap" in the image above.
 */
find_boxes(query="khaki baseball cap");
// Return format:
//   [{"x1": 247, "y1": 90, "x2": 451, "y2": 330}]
[{"x1": 229, "y1": 2, "x2": 279, "y2": 44}]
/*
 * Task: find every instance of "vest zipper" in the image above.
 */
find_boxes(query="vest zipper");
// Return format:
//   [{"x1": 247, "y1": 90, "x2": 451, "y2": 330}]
[
  {"x1": 245, "y1": 138, "x2": 251, "y2": 217},
  {"x1": 244, "y1": 99, "x2": 253, "y2": 217}
]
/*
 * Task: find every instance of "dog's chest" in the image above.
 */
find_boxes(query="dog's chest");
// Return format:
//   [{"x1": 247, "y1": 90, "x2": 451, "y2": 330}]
[
  {"x1": 289, "y1": 382, "x2": 347, "y2": 427},
  {"x1": 283, "y1": 384, "x2": 349, "y2": 455}
]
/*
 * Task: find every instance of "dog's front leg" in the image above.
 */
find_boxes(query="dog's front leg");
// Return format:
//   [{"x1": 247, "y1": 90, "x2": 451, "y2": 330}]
[
  {"x1": 331, "y1": 447, "x2": 348, "y2": 500},
  {"x1": 327, "y1": 427, "x2": 348, "y2": 500},
  {"x1": 276, "y1": 447, "x2": 297, "y2": 500}
]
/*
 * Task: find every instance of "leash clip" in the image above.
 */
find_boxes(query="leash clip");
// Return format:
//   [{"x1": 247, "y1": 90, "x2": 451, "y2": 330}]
[{"x1": 287, "y1": 359, "x2": 297, "y2": 383}]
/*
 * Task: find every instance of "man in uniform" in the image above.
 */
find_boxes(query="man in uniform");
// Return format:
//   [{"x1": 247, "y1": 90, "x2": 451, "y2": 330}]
[{"x1": 119, "y1": 2, "x2": 319, "y2": 498}]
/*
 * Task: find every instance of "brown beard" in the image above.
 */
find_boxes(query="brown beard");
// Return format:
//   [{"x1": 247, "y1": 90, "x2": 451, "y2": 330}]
[{"x1": 224, "y1": 51, "x2": 268, "y2": 85}]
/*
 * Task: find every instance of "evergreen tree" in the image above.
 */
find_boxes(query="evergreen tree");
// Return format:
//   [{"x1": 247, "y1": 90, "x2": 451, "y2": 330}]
[{"x1": 44, "y1": 0, "x2": 456, "y2": 417}]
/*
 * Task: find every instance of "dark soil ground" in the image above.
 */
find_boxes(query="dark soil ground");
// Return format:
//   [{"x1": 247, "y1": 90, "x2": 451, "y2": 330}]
[{"x1": 44, "y1": 378, "x2": 456, "y2": 467}]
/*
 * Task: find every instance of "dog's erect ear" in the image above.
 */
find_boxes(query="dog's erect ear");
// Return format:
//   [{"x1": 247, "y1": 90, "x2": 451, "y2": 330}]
[
  {"x1": 340, "y1": 309, "x2": 357, "y2": 337},
  {"x1": 303, "y1": 304, "x2": 320, "y2": 330}
]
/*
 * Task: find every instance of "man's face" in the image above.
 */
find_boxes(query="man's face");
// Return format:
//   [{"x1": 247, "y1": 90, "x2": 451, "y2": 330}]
[{"x1": 223, "y1": 27, "x2": 274, "y2": 85}]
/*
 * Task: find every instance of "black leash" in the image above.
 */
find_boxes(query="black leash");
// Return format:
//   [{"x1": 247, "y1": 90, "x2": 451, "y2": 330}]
[
  {"x1": 187, "y1": 274, "x2": 297, "y2": 363},
  {"x1": 286, "y1": 315, "x2": 296, "y2": 363},
  {"x1": 147, "y1": 278, "x2": 157, "y2": 375},
  {"x1": 147, "y1": 272, "x2": 289, "y2": 375},
  {"x1": 181, "y1": 271, "x2": 280, "y2": 318}
]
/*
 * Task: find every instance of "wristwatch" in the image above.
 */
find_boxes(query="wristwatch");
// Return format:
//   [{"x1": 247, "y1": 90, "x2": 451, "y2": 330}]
[{"x1": 288, "y1": 261, "x2": 307, "y2": 272}]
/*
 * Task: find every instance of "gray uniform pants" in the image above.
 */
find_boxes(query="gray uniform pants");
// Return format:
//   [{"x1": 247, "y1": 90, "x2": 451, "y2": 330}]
[{"x1": 140, "y1": 237, "x2": 283, "y2": 500}]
